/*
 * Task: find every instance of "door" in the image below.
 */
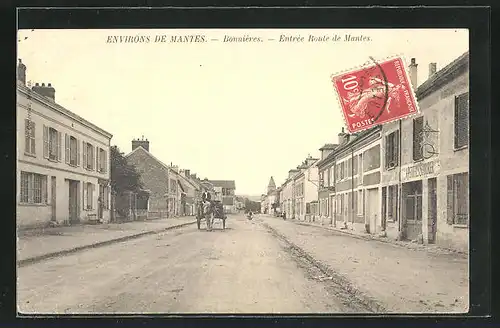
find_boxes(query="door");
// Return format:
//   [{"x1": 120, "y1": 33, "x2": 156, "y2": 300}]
[
  {"x1": 68, "y1": 180, "x2": 79, "y2": 224},
  {"x1": 428, "y1": 178, "x2": 437, "y2": 243},
  {"x1": 367, "y1": 188, "x2": 379, "y2": 234},
  {"x1": 51, "y1": 176, "x2": 56, "y2": 222}
]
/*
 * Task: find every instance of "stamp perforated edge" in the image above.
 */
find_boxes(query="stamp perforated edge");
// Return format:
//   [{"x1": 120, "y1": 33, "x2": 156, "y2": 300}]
[{"x1": 329, "y1": 53, "x2": 421, "y2": 134}]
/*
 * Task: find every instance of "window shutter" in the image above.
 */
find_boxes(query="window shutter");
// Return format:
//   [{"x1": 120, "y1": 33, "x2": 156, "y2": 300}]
[
  {"x1": 31, "y1": 122, "x2": 36, "y2": 154},
  {"x1": 103, "y1": 150, "x2": 107, "y2": 173},
  {"x1": 57, "y1": 131, "x2": 62, "y2": 162},
  {"x1": 83, "y1": 182, "x2": 87, "y2": 210},
  {"x1": 76, "y1": 139, "x2": 80, "y2": 166},
  {"x1": 446, "y1": 175, "x2": 454, "y2": 225},
  {"x1": 83, "y1": 141, "x2": 87, "y2": 169},
  {"x1": 91, "y1": 183, "x2": 95, "y2": 209},
  {"x1": 65, "y1": 134, "x2": 70, "y2": 164},
  {"x1": 24, "y1": 119, "x2": 30, "y2": 153},
  {"x1": 96, "y1": 147, "x2": 100, "y2": 172},
  {"x1": 43, "y1": 125, "x2": 49, "y2": 159},
  {"x1": 395, "y1": 132, "x2": 400, "y2": 165}
]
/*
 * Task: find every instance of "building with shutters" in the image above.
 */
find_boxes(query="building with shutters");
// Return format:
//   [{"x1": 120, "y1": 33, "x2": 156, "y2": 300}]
[
  {"x1": 380, "y1": 52, "x2": 469, "y2": 252},
  {"x1": 16, "y1": 59, "x2": 112, "y2": 229}
]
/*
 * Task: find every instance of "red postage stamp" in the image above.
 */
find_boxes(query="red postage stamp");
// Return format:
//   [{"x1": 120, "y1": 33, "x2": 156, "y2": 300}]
[{"x1": 331, "y1": 56, "x2": 419, "y2": 133}]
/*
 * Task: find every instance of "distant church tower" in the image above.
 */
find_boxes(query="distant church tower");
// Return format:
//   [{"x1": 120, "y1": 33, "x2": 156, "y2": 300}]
[{"x1": 267, "y1": 176, "x2": 276, "y2": 195}]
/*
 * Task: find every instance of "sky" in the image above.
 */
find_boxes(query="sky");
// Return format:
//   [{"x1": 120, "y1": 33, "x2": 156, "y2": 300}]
[{"x1": 17, "y1": 29, "x2": 468, "y2": 196}]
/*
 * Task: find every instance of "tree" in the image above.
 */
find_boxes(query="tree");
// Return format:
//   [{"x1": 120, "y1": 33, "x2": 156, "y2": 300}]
[{"x1": 110, "y1": 145, "x2": 143, "y2": 195}]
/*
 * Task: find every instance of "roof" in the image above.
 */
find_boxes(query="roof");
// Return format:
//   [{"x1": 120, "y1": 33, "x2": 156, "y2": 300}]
[
  {"x1": 416, "y1": 51, "x2": 469, "y2": 100},
  {"x1": 268, "y1": 176, "x2": 276, "y2": 189},
  {"x1": 208, "y1": 180, "x2": 236, "y2": 189},
  {"x1": 17, "y1": 82, "x2": 113, "y2": 139},
  {"x1": 125, "y1": 146, "x2": 185, "y2": 180},
  {"x1": 319, "y1": 143, "x2": 338, "y2": 150}
]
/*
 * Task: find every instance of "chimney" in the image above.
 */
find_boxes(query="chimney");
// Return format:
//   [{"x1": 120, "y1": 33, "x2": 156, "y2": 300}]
[
  {"x1": 409, "y1": 58, "x2": 418, "y2": 89},
  {"x1": 32, "y1": 82, "x2": 56, "y2": 102},
  {"x1": 288, "y1": 169, "x2": 298, "y2": 179},
  {"x1": 17, "y1": 59, "x2": 26, "y2": 85},
  {"x1": 191, "y1": 173, "x2": 197, "y2": 179},
  {"x1": 185, "y1": 169, "x2": 191, "y2": 177},
  {"x1": 338, "y1": 127, "x2": 349, "y2": 145},
  {"x1": 131, "y1": 137, "x2": 150, "y2": 152},
  {"x1": 428, "y1": 62, "x2": 437, "y2": 78}
]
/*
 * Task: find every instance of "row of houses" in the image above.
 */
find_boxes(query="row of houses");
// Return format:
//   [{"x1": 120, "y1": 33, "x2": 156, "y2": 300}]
[
  {"x1": 264, "y1": 52, "x2": 469, "y2": 252},
  {"x1": 16, "y1": 59, "x2": 237, "y2": 229}
]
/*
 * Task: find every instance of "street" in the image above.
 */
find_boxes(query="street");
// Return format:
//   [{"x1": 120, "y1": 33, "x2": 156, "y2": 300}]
[{"x1": 17, "y1": 214, "x2": 468, "y2": 314}]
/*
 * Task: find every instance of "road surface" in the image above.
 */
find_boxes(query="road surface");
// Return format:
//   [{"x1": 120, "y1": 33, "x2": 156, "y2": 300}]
[
  {"x1": 18, "y1": 214, "x2": 353, "y2": 314},
  {"x1": 17, "y1": 213, "x2": 468, "y2": 314}
]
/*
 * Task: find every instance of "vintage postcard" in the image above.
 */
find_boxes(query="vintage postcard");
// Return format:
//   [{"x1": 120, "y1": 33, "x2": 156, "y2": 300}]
[{"x1": 16, "y1": 27, "x2": 469, "y2": 314}]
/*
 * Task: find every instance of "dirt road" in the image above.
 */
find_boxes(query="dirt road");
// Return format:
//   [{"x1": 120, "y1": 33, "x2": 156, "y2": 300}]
[{"x1": 18, "y1": 215, "x2": 354, "y2": 314}]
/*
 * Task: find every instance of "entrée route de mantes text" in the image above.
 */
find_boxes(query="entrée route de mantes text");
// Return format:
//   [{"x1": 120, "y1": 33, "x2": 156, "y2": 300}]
[{"x1": 106, "y1": 34, "x2": 372, "y2": 44}]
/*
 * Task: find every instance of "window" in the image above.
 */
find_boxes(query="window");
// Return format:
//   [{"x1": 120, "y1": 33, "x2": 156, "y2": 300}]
[
  {"x1": 19, "y1": 172, "x2": 47, "y2": 204},
  {"x1": 340, "y1": 162, "x2": 345, "y2": 180},
  {"x1": 387, "y1": 185, "x2": 398, "y2": 222},
  {"x1": 99, "y1": 184, "x2": 110, "y2": 209},
  {"x1": 306, "y1": 202, "x2": 311, "y2": 214},
  {"x1": 24, "y1": 119, "x2": 36, "y2": 155},
  {"x1": 43, "y1": 126, "x2": 62, "y2": 161},
  {"x1": 364, "y1": 145, "x2": 381, "y2": 172},
  {"x1": 65, "y1": 134, "x2": 80, "y2": 166},
  {"x1": 357, "y1": 190, "x2": 363, "y2": 215},
  {"x1": 97, "y1": 147, "x2": 107, "y2": 173},
  {"x1": 385, "y1": 131, "x2": 399, "y2": 168},
  {"x1": 84, "y1": 182, "x2": 94, "y2": 210},
  {"x1": 447, "y1": 172, "x2": 469, "y2": 225},
  {"x1": 454, "y1": 92, "x2": 469, "y2": 149},
  {"x1": 319, "y1": 171, "x2": 324, "y2": 188},
  {"x1": 413, "y1": 117, "x2": 424, "y2": 161},
  {"x1": 330, "y1": 165, "x2": 335, "y2": 186},
  {"x1": 83, "y1": 142, "x2": 95, "y2": 170},
  {"x1": 353, "y1": 156, "x2": 358, "y2": 176}
]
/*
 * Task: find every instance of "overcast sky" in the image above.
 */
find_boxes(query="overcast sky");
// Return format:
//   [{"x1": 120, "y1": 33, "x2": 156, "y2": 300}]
[{"x1": 17, "y1": 28, "x2": 468, "y2": 196}]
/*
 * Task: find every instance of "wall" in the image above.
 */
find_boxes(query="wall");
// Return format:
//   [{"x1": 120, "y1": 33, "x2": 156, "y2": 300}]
[
  {"x1": 17, "y1": 87, "x2": 111, "y2": 228},
  {"x1": 379, "y1": 60, "x2": 469, "y2": 250},
  {"x1": 126, "y1": 148, "x2": 170, "y2": 212}
]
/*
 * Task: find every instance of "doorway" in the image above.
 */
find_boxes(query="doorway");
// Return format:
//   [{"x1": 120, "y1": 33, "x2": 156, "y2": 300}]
[
  {"x1": 402, "y1": 181, "x2": 423, "y2": 241},
  {"x1": 68, "y1": 180, "x2": 79, "y2": 224},
  {"x1": 427, "y1": 178, "x2": 437, "y2": 243},
  {"x1": 51, "y1": 176, "x2": 56, "y2": 222},
  {"x1": 367, "y1": 188, "x2": 379, "y2": 234}
]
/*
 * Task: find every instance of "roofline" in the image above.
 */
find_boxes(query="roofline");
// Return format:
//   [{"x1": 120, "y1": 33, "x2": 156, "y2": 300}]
[
  {"x1": 17, "y1": 83, "x2": 113, "y2": 139},
  {"x1": 125, "y1": 146, "x2": 186, "y2": 179},
  {"x1": 416, "y1": 51, "x2": 469, "y2": 100}
]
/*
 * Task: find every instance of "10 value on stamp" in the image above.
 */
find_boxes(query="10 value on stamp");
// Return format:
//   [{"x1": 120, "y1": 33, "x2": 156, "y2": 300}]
[{"x1": 331, "y1": 57, "x2": 420, "y2": 134}]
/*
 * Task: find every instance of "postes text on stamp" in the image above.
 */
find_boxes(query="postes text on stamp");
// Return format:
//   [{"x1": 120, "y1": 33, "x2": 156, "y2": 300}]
[{"x1": 331, "y1": 57, "x2": 419, "y2": 133}]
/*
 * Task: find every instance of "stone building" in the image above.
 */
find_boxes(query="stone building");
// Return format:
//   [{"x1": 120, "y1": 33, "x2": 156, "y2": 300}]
[
  {"x1": 16, "y1": 59, "x2": 112, "y2": 229},
  {"x1": 125, "y1": 138, "x2": 183, "y2": 217},
  {"x1": 316, "y1": 143, "x2": 338, "y2": 224},
  {"x1": 381, "y1": 52, "x2": 469, "y2": 252},
  {"x1": 333, "y1": 126, "x2": 383, "y2": 233}
]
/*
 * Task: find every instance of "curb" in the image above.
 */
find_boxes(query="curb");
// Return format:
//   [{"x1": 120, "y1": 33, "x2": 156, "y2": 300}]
[
  {"x1": 17, "y1": 221, "x2": 196, "y2": 267},
  {"x1": 290, "y1": 220, "x2": 468, "y2": 257}
]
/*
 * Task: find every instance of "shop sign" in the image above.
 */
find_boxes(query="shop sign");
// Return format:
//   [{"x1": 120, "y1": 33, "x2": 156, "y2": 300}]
[{"x1": 402, "y1": 160, "x2": 439, "y2": 181}]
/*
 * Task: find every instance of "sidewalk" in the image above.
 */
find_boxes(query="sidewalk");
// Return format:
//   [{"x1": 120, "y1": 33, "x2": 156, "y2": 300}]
[
  {"x1": 17, "y1": 217, "x2": 196, "y2": 265},
  {"x1": 262, "y1": 216, "x2": 469, "y2": 313},
  {"x1": 270, "y1": 215, "x2": 467, "y2": 257}
]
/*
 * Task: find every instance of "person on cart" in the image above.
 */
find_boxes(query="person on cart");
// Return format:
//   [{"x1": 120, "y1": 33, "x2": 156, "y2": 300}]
[{"x1": 201, "y1": 188, "x2": 213, "y2": 231}]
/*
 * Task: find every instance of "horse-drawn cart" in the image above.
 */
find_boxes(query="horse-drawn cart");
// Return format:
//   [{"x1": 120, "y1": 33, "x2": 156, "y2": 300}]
[{"x1": 196, "y1": 200, "x2": 227, "y2": 231}]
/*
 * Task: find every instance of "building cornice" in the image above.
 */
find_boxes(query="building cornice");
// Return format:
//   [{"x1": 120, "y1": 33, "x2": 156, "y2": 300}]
[{"x1": 17, "y1": 83, "x2": 113, "y2": 139}]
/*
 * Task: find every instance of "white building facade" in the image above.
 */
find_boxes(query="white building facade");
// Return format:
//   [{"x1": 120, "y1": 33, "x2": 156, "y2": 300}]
[{"x1": 17, "y1": 77, "x2": 112, "y2": 229}]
